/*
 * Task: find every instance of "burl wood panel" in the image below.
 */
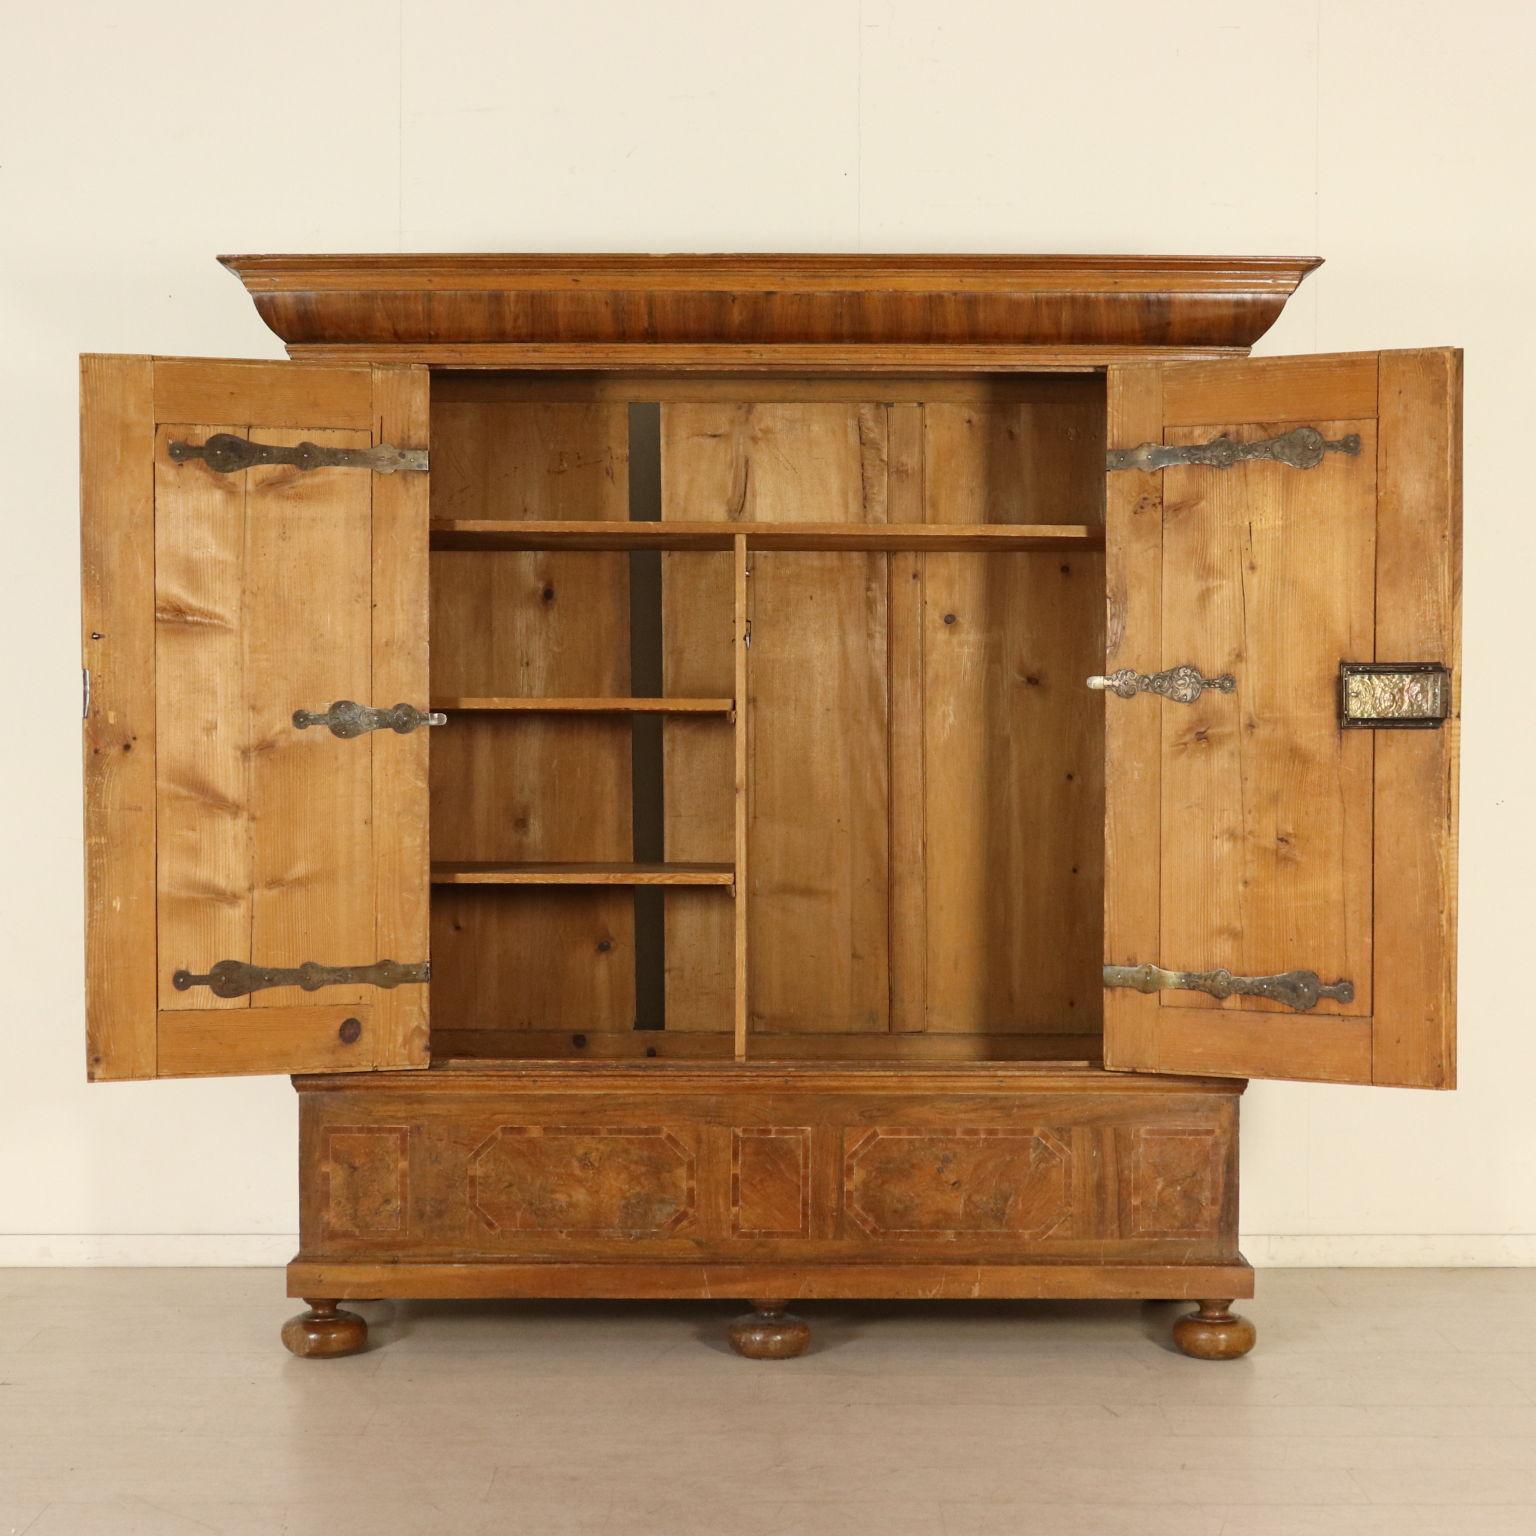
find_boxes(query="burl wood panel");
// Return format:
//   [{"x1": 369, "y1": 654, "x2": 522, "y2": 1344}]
[
  {"x1": 844, "y1": 1128, "x2": 1071, "y2": 1238},
  {"x1": 297, "y1": 1067, "x2": 1241, "y2": 1266},
  {"x1": 1130, "y1": 1126, "x2": 1225, "y2": 1238},
  {"x1": 321, "y1": 1127, "x2": 409, "y2": 1239},
  {"x1": 468, "y1": 1125, "x2": 697, "y2": 1237}
]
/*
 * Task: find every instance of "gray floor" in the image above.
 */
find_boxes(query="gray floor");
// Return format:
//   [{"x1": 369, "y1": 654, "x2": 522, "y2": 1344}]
[{"x1": 2, "y1": 1268, "x2": 1535, "y2": 1534}]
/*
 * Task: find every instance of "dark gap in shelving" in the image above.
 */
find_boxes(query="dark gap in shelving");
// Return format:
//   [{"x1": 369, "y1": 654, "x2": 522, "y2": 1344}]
[{"x1": 628, "y1": 403, "x2": 665, "y2": 1030}]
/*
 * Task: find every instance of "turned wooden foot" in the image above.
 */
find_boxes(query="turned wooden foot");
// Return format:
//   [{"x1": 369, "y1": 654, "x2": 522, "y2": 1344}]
[
  {"x1": 728, "y1": 1299, "x2": 810, "y2": 1359},
  {"x1": 281, "y1": 1299, "x2": 368, "y2": 1359},
  {"x1": 1172, "y1": 1298, "x2": 1256, "y2": 1360}
]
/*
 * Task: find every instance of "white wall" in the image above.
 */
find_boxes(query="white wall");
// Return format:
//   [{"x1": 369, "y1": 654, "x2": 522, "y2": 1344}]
[{"x1": 2, "y1": 0, "x2": 1531, "y2": 1265}]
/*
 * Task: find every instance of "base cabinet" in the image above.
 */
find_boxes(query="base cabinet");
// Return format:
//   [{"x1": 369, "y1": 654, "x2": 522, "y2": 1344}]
[{"x1": 287, "y1": 1066, "x2": 1253, "y2": 1358}]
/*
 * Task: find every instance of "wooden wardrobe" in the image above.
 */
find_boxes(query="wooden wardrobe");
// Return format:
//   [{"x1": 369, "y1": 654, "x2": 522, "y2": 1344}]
[{"x1": 80, "y1": 254, "x2": 1461, "y2": 1360}]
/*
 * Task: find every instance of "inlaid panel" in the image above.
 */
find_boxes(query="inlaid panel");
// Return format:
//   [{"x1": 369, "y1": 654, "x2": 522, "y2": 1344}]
[
  {"x1": 321, "y1": 1126, "x2": 409, "y2": 1239},
  {"x1": 1130, "y1": 1126, "x2": 1224, "y2": 1237},
  {"x1": 731, "y1": 1127, "x2": 812, "y2": 1238},
  {"x1": 843, "y1": 1127, "x2": 1072, "y2": 1239},
  {"x1": 467, "y1": 1125, "x2": 697, "y2": 1237},
  {"x1": 297, "y1": 1073, "x2": 1243, "y2": 1266}
]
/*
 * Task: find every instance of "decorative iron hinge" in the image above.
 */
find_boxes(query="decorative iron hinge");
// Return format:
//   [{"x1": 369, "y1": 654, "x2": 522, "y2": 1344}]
[
  {"x1": 1087, "y1": 663, "x2": 1235, "y2": 704},
  {"x1": 1339, "y1": 662, "x2": 1451, "y2": 729},
  {"x1": 172, "y1": 958, "x2": 431, "y2": 999},
  {"x1": 293, "y1": 700, "x2": 446, "y2": 738},
  {"x1": 1104, "y1": 962, "x2": 1354, "y2": 1013},
  {"x1": 1106, "y1": 426, "x2": 1361, "y2": 473},
  {"x1": 168, "y1": 433, "x2": 428, "y2": 475}
]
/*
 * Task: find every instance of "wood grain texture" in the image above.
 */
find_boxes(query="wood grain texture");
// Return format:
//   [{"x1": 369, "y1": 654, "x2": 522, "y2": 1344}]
[
  {"x1": 1371, "y1": 350, "x2": 1461, "y2": 1088},
  {"x1": 733, "y1": 534, "x2": 749, "y2": 1059},
  {"x1": 662, "y1": 403, "x2": 892, "y2": 1037},
  {"x1": 1103, "y1": 351, "x2": 1461, "y2": 1088},
  {"x1": 292, "y1": 1065, "x2": 1243, "y2": 1269},
  {"x1": 153, "y1": 424, "x2": 249, "y2": 1012},
  {"x1": 151, "y1": 357, "x2": 374, "y2": 429},
  {"x1": 428, "y1": 397, "x2": 635, "y2": 1042},
  {"x1": 293, "y1": 342, "x2": 1254, "y2": 371},
  {"x1": 245, "y1": 428, "x2": 376, "y2": 1012},
  {"x1": 368, "y1": 367, "x2": 433, "y2": 1068},
  {"x1": 157, "y1": 1005, "x2": 381, "y2": 1078},
  {"x1": 921, "y1": 400, "x2": 1105, "y2": 1035},
  {"x1": 885, "y1": 405, "x2": 928, "y2": 1034},
  {"x1": 81, "y1": 357, "x2": 157, "y2": 1079},
  {"x1": 220, "y1": 252, "x2": 1319, "y2": 351},
  {"x1": 432, "y1": 862, "x2": 734, "y2": 886},
  {"x1": 432, "y1": 519, "x2": 1101, "y2": 553},
  {"x1": 434, "y1": 696, "x2": 733, "y2": 713},
  {"x1": 84, "y1": 357, "x2": 430, "y2": 1080},
  {"x1": 1102, "y1": 366, "x2": 1168, "y2": 1074},
  {"x1": 433, "y1": 1029, "x2": 1102, "y2": 1063},
  {"x1": 429, "y1": 401, "x2": 627, "y2": 521},
  {"x1": 1158, "y1": 417, "x2": 1375, "y2": 1018},
  {"x1": 290, "y1": 1257, "x2": 1255, "y2": 1302},
  {"x1": 660, "y1": 553, "x2": 736, "y2": 1035}
]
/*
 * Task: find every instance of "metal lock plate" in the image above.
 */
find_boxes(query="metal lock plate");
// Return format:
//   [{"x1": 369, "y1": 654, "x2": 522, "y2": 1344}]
[{"x1": 1339, "y1": 663, "x2": 1451, "y2": 728}]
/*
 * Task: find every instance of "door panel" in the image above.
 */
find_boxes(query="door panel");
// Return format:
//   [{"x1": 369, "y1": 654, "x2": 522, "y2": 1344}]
[
  {"x1": 1103, "y1": 350, "x2": 1460, "y2": 1088},
  {"x1": 83, "y1": 357, "x2": 431, "y2": 1080},
  {"x1": 1158, "y1": 417, "x2": 1376, "y2": 1018}
]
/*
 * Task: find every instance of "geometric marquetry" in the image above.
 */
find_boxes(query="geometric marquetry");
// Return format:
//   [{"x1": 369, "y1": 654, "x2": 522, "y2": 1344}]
[
  {"x1": 1130, "y1": 1126, "x2": 1224, "y2": 1237},
  {"x1": 730, "y1": 1127, "x2": 812, "y2": 1238},
  {"x1": 467, "y1": 1125, "x2": 697, "y2": 1237},
  {"x1": 843, "y1": 1127, "x2": 1072, "y2": 1239},
  {"x1": 321, "y1": 1126, "x2": 409, "y2": 1239}
]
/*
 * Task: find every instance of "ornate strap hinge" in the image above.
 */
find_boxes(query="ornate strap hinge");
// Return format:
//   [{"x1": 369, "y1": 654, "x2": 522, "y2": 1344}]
[
  {"x1": 1087, "y1": 663, "x2": 1235, "y2": 703},
  {"x1": 172, "y1": 958, "x2": 431, "y2": 999},
  {"x1": 168, "y1": 433, "x2": 428, "y2": 475},
  {"x1": 1106, "y1": 426, "x2": 1360, "y2": 473},
  {"x1": 1339, "y1": 662, "x2": 1451, "y2": 729},
  {"x1": 1104, "y1": 962, "x2": 1354, "y2": 1013},
  {"x1": 293, "y1": 700, "x2": 446, "y2": 738}
]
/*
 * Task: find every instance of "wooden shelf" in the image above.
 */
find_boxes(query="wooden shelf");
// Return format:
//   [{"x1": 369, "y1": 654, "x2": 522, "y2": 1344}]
[
  {"x1": 431, "y1": 520, "x2": 1104, "y2": 554},
  {"x1": 434, "y1": 696, "x2": 734, "y2": 715},
  {"x1": 432, "y1": 861, "x2": 735, "y2": 887}
]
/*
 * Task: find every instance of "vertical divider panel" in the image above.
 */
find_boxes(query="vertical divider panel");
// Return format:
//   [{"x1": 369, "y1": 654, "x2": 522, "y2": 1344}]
[
  {"x1": 887, "y1": 404, "x2": 928, "y2": 1033},
  {"x1": 733, "y1": 532, "x2": 750, "y2": 1060}
]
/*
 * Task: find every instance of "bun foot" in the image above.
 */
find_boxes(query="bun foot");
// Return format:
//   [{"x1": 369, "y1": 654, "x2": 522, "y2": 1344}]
[
  {"x1": 282, "y1": 1299, "x2": 367, "y2": 1359},
  {"x1": 728, "y1": 1300, "x2": 810, "y2": 1360},
  {"x1": 1172, "y1": 1299, "x2": 1256, "y2": 1360}
]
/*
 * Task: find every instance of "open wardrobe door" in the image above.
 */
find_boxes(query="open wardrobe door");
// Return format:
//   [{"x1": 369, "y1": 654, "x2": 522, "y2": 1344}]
[
  {"x1": 82, "y1": 356, "x2": 432, "y2": 1079},
  {"x1": 1101, "y1": 350, "x2": 1460, "y2": 1087}
]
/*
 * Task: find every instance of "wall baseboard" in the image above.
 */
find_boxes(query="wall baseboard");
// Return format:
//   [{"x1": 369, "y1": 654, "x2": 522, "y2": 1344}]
[
  {"x1": 0, "y1": 1235, "x2": 298, "y2": 1266},
  {"x1": 2, "y1": 1234, "x2": 1536, "y2": 1267},
  {"x1": 1241, "y1": 1235, "x2": 1536, "y2": 1267}
]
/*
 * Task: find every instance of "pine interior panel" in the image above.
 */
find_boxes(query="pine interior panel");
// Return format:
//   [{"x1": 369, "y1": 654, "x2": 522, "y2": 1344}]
[
  {"x1": 154, "y1": 426, "x2": 376, "y2": 1012},
  {"x1": 663, "y1": 402, "x2": 893, "y2": 1036},
  {"x1": 1159, "y1": 419, "x2": 1375, "y2": 1016},
  {"x1": 428, "y1": 396, "x2": 636, "y2": 1040},
  {"x1": 921, "y1": 400, "x2": 1106, "y2": 1034},
  {"x1": 660, "y1": 553, "x2": 738, "y2": 1035}
]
